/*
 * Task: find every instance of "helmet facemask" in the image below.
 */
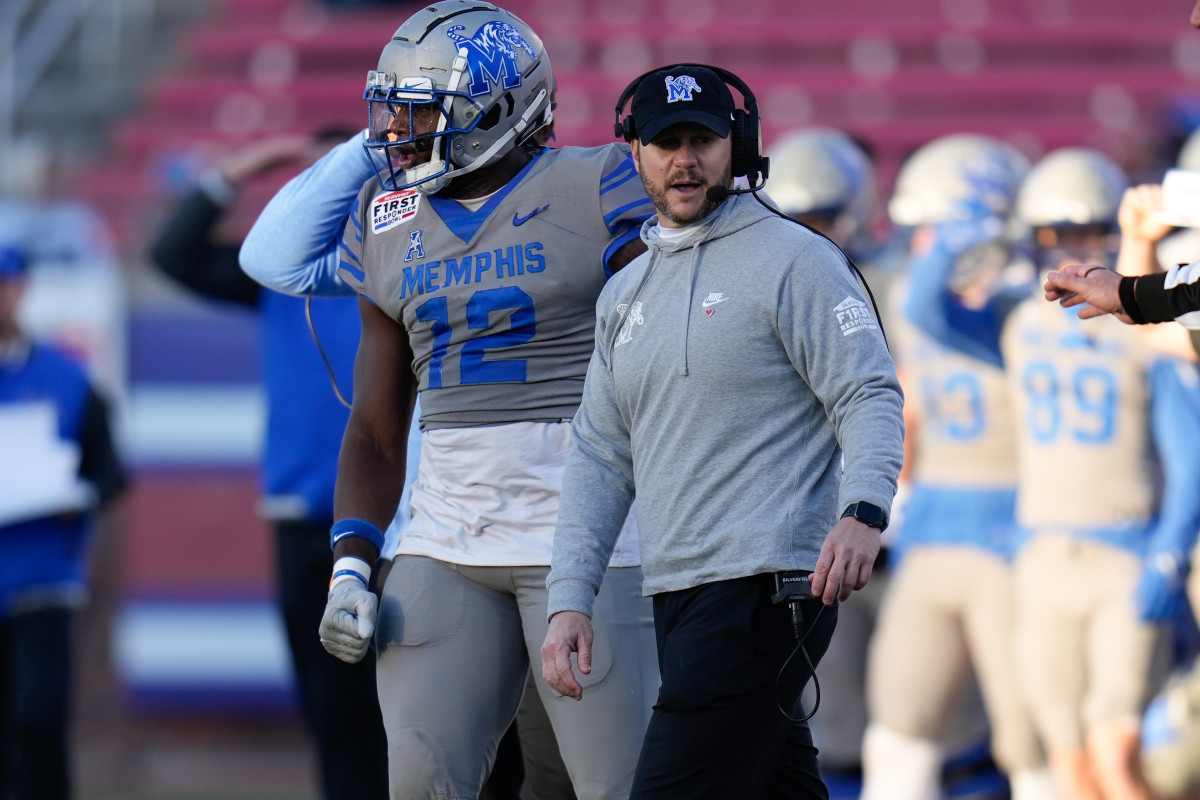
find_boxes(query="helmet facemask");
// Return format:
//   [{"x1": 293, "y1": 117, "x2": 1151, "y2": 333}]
[
  {"x1": 362, "y1": 4, "x2": 554, "y2": 195},
  {"x1": 1015, "y1": 148, "x2": 1128, "y2": 273},
  {"x1": 365, "y1": 71, "x2": 479, "y2": 193}
]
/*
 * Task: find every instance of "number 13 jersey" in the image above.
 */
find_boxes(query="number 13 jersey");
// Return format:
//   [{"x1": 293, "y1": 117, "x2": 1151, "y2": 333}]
[{"x1": 338, "y1": 144, "x2": 652, "y2": 431}]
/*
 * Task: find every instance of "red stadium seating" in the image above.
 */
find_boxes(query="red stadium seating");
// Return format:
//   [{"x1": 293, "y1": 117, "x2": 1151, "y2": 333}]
[{"x1": 76, "y1": 0, "x2": 1200, "y2": 251}]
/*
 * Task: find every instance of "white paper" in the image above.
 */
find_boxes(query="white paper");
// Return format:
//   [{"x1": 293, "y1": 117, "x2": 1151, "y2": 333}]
[
  {"x1": 0, "y1": 402, "x2": 93, "y2": 526},
  {"x1": 1158, "y1": 169, "x2": 1200, "y2": 229}
]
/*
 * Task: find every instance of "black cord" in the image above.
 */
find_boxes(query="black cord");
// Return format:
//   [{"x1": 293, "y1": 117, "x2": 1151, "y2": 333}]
[
  {"x1": 305, "y1": 296, "x2": 353, "y2": 409},
  {"x1": 775, "y1": 601, "x2": 824, "y2": 723},
  {"x1": 749, "y1": 190, "x2": 890, "y2": 350}
]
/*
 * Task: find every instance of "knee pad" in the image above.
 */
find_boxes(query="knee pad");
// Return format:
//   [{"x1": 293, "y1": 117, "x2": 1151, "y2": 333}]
[
  {"x1": 860, "y1": 723, "x2": 943, "y2": 800},
  {"x1": 388, "y1": 726, "x2": 468, "y2": 800}
]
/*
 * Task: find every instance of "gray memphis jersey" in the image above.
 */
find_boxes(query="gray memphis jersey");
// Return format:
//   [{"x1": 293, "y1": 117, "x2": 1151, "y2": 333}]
[{"x1": 338, "y1": 145, "x2": 653, "y2": 429}]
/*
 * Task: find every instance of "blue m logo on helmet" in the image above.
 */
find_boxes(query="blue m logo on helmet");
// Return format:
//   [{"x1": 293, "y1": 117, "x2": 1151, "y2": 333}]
[
  {"x1": 447, "y1": 22, "x2": 537, "y2": 98},
  {"x1": 665, "y1": 75, "x2": 702, "y2": 103}
]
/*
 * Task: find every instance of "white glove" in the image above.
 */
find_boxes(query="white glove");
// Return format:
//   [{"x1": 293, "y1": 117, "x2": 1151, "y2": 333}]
[{"x1": 319, "y1": 578, "x2": 378, "y2": 664}]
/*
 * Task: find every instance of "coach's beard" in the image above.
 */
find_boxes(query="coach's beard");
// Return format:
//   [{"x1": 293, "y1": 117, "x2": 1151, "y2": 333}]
[{"x1": 642, "y1": 164, "x2": 733, "y2": 227}]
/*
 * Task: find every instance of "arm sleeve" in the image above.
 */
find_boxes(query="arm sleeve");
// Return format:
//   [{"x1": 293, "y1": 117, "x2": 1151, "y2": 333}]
[
  {"x1": 546, "y1": 312, "x2": 636, "y2": 618},
  {"x1": 1125, "y1": 264, "x2": 1200, "y2": 328},
  {"x1": 1146, "y1": 358, "x2": 1200, "y2": 562},
  {"x1": 902, "y1": 239, "x2": 1008, "y2": 368},
  {"x1": 239, "y1": 131, "x2": 374, "y2": 297},
  {"x1": 78, "y1": 388, "x2": 127, "y2": 511},
  {"x1": 598, "y1": 145, "x2": 654, "y2": 277},
  {"x1": 336, "y1": 190, "x2": 369, "y2": 295},
  {"x1": 781, "y1": 235, "x2": 906, "y2": 516},
  {"x1": 148, "y1": 188, "x2": 261, "y2": 307}
]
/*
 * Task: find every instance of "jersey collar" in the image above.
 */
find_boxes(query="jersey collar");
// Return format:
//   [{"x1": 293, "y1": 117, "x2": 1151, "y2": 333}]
[{"x1": 428, "y1": 148, "x2": 548, "y2": 245}]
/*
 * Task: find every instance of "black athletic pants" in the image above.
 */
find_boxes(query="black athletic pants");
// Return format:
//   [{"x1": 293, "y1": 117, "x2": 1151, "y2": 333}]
[
  {"x1": 0, "y1": 607, "x2": 72, "y2": 800},
  {"x1": 631, "y1": 573, "x2": 838, "y2": 800},
  {"x1": 277, "y1": 521, "x2": 390, "y2": 800}
]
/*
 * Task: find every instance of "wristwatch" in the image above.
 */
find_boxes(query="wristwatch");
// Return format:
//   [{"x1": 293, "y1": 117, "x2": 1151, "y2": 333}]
[{"x1": 841, "y1": 501, "x2": 888, "y2": 532}]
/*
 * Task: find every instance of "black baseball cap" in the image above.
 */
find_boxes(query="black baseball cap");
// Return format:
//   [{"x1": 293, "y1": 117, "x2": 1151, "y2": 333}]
[{"x1": 631, "y1": 65, "x2": 734, "y2": 145}]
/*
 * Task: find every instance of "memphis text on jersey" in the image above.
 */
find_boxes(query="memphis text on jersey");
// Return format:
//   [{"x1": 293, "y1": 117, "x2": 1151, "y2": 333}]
[{"x1": 396, "y1": 242, "x2": 547, "y2": 299}]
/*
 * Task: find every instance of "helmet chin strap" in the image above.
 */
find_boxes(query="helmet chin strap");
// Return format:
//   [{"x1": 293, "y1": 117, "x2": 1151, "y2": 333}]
[
  {"x1": 414, "y1": 86, "x2": 550, "y2": 196},
  {"x1": 407, "y1": 47, "x2": 469, "y2": 194}
]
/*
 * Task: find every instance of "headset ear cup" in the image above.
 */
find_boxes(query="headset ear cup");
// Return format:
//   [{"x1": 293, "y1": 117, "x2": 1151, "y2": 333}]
[
  {"x1": 731, "y1": 108, "x2": 764, "y2": 183},
  {"x1": 731, "y1": 109, "x2": 748, "y2": 178},
  {"x1": 613, "y1": 114, "x2": 636, "y2": 143},
  {"x1": 745, "y1": 107, "x2": 763, "y2": 184}
]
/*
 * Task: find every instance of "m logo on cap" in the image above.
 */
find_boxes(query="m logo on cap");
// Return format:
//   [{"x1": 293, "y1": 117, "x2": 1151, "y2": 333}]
[{"x1": 665, "y1": 75, "x2": 702, "y2": 103}]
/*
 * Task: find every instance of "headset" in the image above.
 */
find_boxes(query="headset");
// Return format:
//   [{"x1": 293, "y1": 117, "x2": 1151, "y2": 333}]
[
  {"x1": 616, "y1": 64, "x2": 888, "y2": 350},
  {"x1": 613, "y1": 63, "x2": 769, "y2": 189}
]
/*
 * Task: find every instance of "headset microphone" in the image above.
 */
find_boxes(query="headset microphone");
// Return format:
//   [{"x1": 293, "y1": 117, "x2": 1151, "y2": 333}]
[{"x1": 706, "y1": 185, "x2": 759, "y2": 203}]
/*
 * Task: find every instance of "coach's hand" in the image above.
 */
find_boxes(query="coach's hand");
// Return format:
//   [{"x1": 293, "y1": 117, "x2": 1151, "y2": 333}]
[
  {"x1": 541, "y1": 610, "x2": 593, "y2": 701},
  {"x1": 810, "y1": 517, "x2": 881, "y2": 606},
  {"x1": 319, "y1": 579, "x2": 378, "y2": 663}
]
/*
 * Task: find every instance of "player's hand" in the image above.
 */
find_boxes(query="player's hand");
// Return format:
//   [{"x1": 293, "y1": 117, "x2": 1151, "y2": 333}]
[
  {"x1": 540, "y1": 611, "x2": 593, "y2": 701},
  {"x1": 1135, "y1": 555, "x2": 1187, "y2": 623},
  {"x1": 810, "y1": 517, "x2": 881, "y2": 605},
  {"x1": 319, "y1": 579, "x2": 378, "y2": 663},
  {"x1": 1118, "y1": 184, "x2": 1172, "y2": 245},
  {"x1": 1043, "y1": 265, "x2": 1132, "y2": 323},
  {"x1": 218, "y1": 134, "x2": 315, "y2": 186}
]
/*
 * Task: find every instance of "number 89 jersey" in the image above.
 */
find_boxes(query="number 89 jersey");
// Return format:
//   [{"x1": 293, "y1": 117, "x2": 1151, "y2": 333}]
[
  {"x1": 1002, "y1": 299, "x2": 1160, "y2": 533},
  {"x1": 338, "y1": 145, "x2": 652, "y2": 430}
]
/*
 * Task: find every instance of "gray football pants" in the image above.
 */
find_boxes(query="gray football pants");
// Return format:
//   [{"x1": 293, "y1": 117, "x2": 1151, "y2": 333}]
[{"x1": 374, "y1": 556, "x2": 659, "y2": 800}]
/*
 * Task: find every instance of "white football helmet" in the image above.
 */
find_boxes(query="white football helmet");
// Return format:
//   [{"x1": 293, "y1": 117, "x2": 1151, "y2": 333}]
[
  {"x1": 766, "y1": 128, "x2": 875, "y2": 244},
  {"x1": 1178, "y1": 126, "x2": 1200, "y2": 172},
  {"x1": 888, "y1": 133, "x2": 1030, "y2": 227},
  {"x1": 1015, "y1": 147, "x2": 1128, "y2": 229},
  {"x1": 364, "y1": 1, "x2": 554, "y2": 193}
]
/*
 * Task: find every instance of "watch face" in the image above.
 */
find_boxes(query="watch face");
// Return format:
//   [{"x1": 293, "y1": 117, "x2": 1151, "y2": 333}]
[{"x1": 847, "y1": 502, "x2": 886, "y2": 529}]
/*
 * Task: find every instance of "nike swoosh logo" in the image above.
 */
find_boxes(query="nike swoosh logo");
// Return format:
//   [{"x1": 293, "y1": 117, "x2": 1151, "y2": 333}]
[
  {"x1": 513, "y1": 205, "x2": 549, "y2": 226},
  {"x1": 701, "y1": 296, "x2": 728, "y2": 308}
]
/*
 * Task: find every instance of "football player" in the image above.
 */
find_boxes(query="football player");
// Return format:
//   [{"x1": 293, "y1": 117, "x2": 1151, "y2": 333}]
[
  {"x1": 907, "y1": 146, "x2": 1200, "y2": 800},
  {"x1": 860, "y1": 133, "x2": 1054, "y2": 800},
  {"x1": 239, "y1": 3, "x2": 658, "y2": 798}
]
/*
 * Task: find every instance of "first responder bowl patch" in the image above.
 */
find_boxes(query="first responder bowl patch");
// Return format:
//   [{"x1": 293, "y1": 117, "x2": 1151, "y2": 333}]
[{"x1": 371, "y1": 189, "x2": 421, "y2": 234}]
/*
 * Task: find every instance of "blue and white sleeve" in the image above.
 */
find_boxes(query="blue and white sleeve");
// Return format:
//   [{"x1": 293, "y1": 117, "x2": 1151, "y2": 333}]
[
  {"x1": 597, "y1": 145, "x2": 654, "y2": 277},
  {"x1": 1146, "y1": 358, "x2": 1200, "y2": 563},
  {"x1": 903, "y1": 239, "x2": 1008, "y2": 368},
  {"x1": 239, "y1": 131, "x2": 375, "y2": 297}
]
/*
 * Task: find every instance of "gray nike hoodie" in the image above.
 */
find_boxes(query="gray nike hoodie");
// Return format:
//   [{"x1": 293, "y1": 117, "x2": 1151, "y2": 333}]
[{"x1": 547, "y1": 192, "x2": 905, "y2": 617}]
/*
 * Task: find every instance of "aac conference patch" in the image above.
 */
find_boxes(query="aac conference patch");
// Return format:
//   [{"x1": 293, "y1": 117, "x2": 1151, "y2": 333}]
[{"x1": 371, "y1": 189, "x2": 421, "y2": 234}]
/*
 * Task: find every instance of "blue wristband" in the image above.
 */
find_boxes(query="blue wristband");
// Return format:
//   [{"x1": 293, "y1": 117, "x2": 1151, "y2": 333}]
[
  {"x1": 330, "y1": 518, "x2": 385, "y2": 551},
  {"x1": 331, "y1": 569, "x2": 370, "y2": 588}
]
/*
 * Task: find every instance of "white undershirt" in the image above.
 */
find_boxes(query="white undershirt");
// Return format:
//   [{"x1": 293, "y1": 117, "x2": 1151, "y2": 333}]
[
  {"x1": 393, "y1": 420, "x2": 641, "y2": 567},
  {"x1": 653, "y1": 222, "x2": 707, "y2": 244}
]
